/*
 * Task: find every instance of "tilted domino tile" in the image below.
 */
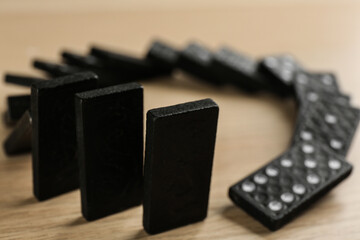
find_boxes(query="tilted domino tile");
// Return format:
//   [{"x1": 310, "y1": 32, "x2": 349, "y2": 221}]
[
  {"x1": 90, "y1": 46, "x2": 152, "y2": 72},
  {"x1": 291, "y1": 90, "x2": 351, "y2": 144},
  {"x1": 62, "y1": 51, "x2": 129, "y2": 87},
  {"x1": 62, "y1": 51, "x2": 106, "y2": 69},
  {"x1": 143, "y1": 99, "x2": 219, "y2": 234},
  {"x1": 258, "y1": 54, "x2": 303, "y2": 96},
  {"x1": 295, "y1": 87, "x2": 350, "y2": 108},
  {"x1": 4, "y1": 74, "x2": 45, "y2": 87},
  {"x1": 33, "y1": 59, "x2": 80, "y2": 77},
  {"x1": 292, "y1": 100, "x2": 360, "y2": 157},
  {"x1": 177, "y1": 42, "x2": 222, "y2": 86},
  {"x1": 5, "y1": 95, "x2": 31, "y2": 125},
  {"x1": 3, "y1": 111, "x2": 32, "y2": 155},
  {"x1": 75, "y1": 83, "x2": 143, "y2": 221},
  {"x1": 211, "y1": 46, "x2": 268, "y2": 92},
  {"x1": 294, "y1": 71, "x2": 342, "y2": 106},
  {"x1": 32, "y1": 72, "x2": 98, "y2": 201},
  {"x1": 229, "y1": 142, "x2": 352, "y2": 231},
  {"x1": 90, "y1": 46, "x2": 171, "y2": 78},
  {"x1": 145, "y1": 40, "x2": 179, "y2": 73},
  {"x1": 291, "y1": 71, "x2": 351, "y2": 146}
]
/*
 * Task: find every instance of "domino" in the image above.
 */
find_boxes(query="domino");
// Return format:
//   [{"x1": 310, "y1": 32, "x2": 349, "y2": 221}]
[
  {"x1": 145, "y1": 40, "x2": 179, "y2": 73},
  {"x1": 31, "y1": 72, "x2": 98, "y2": 201},
  {"x1": 75, "y1": 83, "x2": 143, "y2": 221},
  {"x1": 143, "y1": 98, "x2": 219, "y2": 234},
  {"x1": 294, "y1": 72, "x2": 342, "y2": 106},
  {"x1": 211, "y1": 46, "x2": 267, "y2": 92},
  {"x1": 258, "y1": 54, "x2": 303, "y2": 96},
  {"x1": 33, "y1": 59, "x2": 80, "y2": 77},
  {"x1": 61, "y1": 51, "x2": 125, "y2": 87},
  {"x1": 5, "y1": 95, "x2": 31, "y2": 125},
  {"x1": 292, "y1": 92, "x2": 351, "y2": 146},
  {"x1": 3, "y1": 111, "x2": 32, "y2": 155},
  {"x1": 292, "y1": 100, "x2": 360, "y2": 157},
  {"x1": 90, "y1": 46, "x2": 172, "y2": 78},
  {"x1": 177, "y1": 42, "x2": 221, "y2": 85},
  {"x1": 4, "y1": 74, "x2": 44, "y2": 87},
  {"x1": 229, "y1": 142, "x2": 352, "y2": 231}
]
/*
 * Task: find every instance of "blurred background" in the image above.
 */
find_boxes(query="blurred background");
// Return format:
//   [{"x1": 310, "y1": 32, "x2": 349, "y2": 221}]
[{"x1": 1, "y1": 1, "x2": 360, "y2": 239}]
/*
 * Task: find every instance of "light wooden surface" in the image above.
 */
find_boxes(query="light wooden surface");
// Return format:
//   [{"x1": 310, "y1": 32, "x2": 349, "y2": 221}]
[{"x1": 1, "y1": 1, "x2": 360, "y2": 239}]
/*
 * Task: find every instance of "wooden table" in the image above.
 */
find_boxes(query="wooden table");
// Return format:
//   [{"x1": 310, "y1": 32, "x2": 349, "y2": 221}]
[{"x1": 1, "y1": 1, "x2": 360, "y2": 239}]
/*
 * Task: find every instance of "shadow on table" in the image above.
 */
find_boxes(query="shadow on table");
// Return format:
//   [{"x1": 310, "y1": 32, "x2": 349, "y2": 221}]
[
  {"x1": 221, "y1": 205, "x2": 271, "y2": 236},
  {"x1": 128, "y1": 229, "x2": 148, "y2": 240},
  {"x1": 67, "y1": 216, "x2": 88, "y2": 227},
  {"x1": 8, "y1": 196, "x2": 38, "y2": 208}
]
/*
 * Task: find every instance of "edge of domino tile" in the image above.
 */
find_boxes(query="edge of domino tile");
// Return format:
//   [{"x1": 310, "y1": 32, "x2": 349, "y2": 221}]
[
  {"x1": 31, "y1": 71, "x2": 98, "y2": 90},
  {"x1": 147, "y1": 98, "x2": 219, "y2": 119},
  {"x1": 75, "y1": 82, "x2": 143, "y2": 100}
]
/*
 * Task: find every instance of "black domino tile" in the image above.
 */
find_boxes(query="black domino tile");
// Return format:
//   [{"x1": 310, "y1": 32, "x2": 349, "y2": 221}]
[
  {"x1": 211, "y1": 46, "x2": 267, "y2": 92},
  {"x1": 229, "y1": 143, "x2": 352, "y2": 231},
  {"x1": 258, "y1": 55, "x2": 303, "y2": 96},
  {"x1": 145, "y1": 40, "x2": 179, "y2": 73},
  {"x1": 89, "y1": 46, "x2": 171, "y2": 78},
  {"x1": 177, "y1": 42, "x2": 221, "y2": 86},
  {"x1": 4, "y1": 74, "x2": 45, "y2": 87},
  {"x1": 294, "y1": 72, "x2": 342, "y2": 106},
  {"x1": 3, "y1": 111, "x2": 32, "y2": 155},
  {"x1": 292, "y1": 100, "x2": 360, "y2": 157},
  {"x1": 291, "y1": 90, "x2": 351, "y2": 144},
  {"x1": 143, "y1": 98, "x2": 219, "y2": 234},
  {"x1": 6, "y1": 95, "x2": 31, "y2": 125},
  {"x1": 33, "y1": 59, "x2": 80, "y2": 77},
  {"x1": 61, "y1": 51, "x2": 128, "y2": 87},
  {"x1": 31, "y1": 72, "x2": 98, "y2": 201},
  {"x1": 75, "y1": 82, "x2": 143, "y2": 221}
]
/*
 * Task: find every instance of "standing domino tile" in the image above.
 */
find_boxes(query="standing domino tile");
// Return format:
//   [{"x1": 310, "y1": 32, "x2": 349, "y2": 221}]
[
  {"x1": 31, "y1": 72, "x2": 98, "y2": 201},
  {"x1": 3, "y1": 111, "x2": 32, "y2": 155},
  {"x1": 75, "y1": 83, "x2": 144, "y2": 221},
  {"x1": 211, "y1": 46, "x2": 267, "y2": 92},
  {"x1": 143, "y1": 98, "x2": 219, "y2": 234},
  {"x1": 229, "y1": 143, "x2": 353, "y2": 231},
  {"x1": 177, "y1": 42, "x2": 221, "y2": 85}
]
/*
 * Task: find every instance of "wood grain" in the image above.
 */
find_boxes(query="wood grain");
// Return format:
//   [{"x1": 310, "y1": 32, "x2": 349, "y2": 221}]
[{"x1": 1, "y1": 2, "x2": 360, "y2": 239}]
